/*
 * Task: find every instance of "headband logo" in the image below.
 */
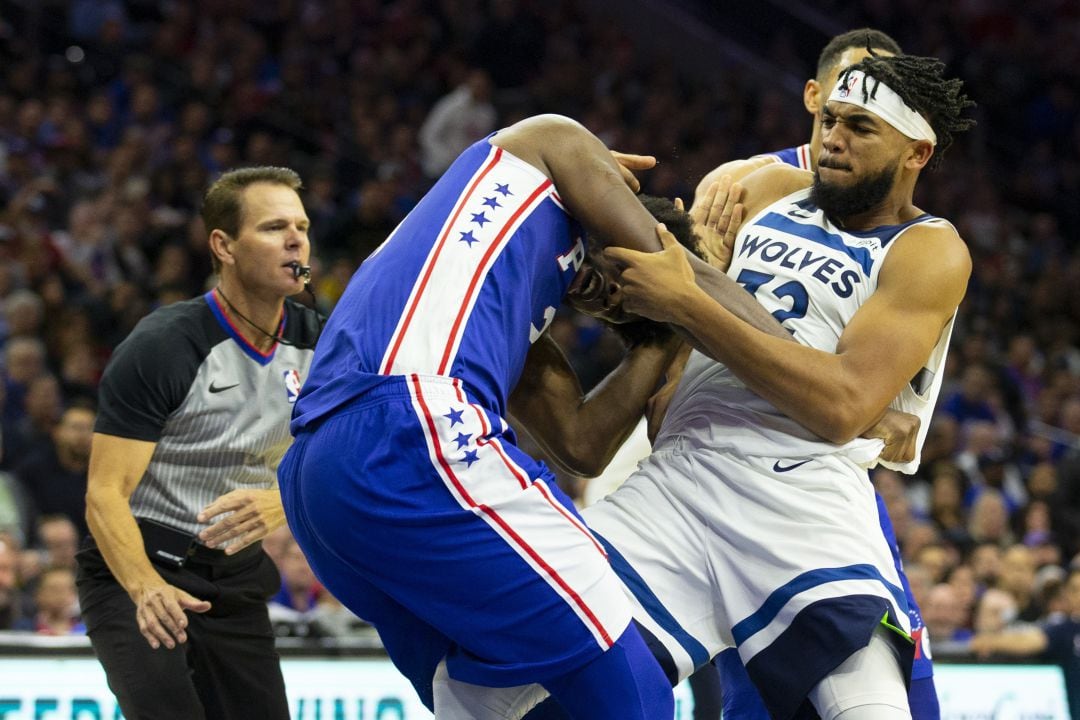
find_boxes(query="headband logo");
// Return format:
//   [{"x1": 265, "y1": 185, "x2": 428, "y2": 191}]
[{"x1": 837, "y1": 75, "x2": 858, "y2": 99}]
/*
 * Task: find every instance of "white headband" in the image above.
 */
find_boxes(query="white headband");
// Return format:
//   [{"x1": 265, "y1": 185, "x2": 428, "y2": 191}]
[{"x1": 828, "y1": 69, "x2": 937, "y2": 146}]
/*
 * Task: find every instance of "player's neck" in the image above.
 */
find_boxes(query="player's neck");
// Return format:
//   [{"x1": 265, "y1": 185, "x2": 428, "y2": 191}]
[
  {"x1": 836, "y1": 196, "x2": 917, "y2": 232},
  {"x1": 215, "y1": 278, "x2": 285, "y2": 351}
]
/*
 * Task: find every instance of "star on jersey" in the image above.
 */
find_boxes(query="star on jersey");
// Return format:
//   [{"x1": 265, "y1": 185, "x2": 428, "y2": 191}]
[
  {"x1": 444, "y1": 408, "x2": 465, "y2": 426},
  {"x1": 453, "y1": 432, "x2": 471, "y2": 449},
  {"x1": 494, "y1": 183, "x2": 512, "y2": 196},
  {"x1": 459, "y1": 230, "x2": 479, "y2": 247},
  {"x1": 471, "y1": 211, "x2": 490, "y2": 227},
  {"x1": 462, "y1": 449, "x2": 479, "y2": 467},
  {"x1": 482, "y1": 196, "x2": 502, "y2": 210}
]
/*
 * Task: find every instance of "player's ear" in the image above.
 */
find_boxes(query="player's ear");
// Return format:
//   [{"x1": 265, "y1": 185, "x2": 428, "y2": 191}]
[
  {"x1": 905, "y1": 140, "x2": 934, "y2": 171},
  {"x1": 804, "y1": 79, "x2": 822, "y2": 114},
  {"x1": 208, "y1": 229, "x2": 235, "y2": 269}
]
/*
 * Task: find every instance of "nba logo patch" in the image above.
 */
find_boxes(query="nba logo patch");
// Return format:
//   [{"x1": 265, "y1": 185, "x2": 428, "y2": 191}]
[
  {"x1": 283, "y1": 369, "x2": 302, "y2": 403},
  {"x1": 839, "y1": 74, "x2": 858, "y2": 98}
]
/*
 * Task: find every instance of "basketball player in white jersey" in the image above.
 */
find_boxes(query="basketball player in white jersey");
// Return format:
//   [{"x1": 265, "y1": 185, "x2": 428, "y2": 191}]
[
  {"x1": 686, "y1": 30, "x2": 944, "y2": 720},
  {"x1": 593, "y1": 52, "x2": 974, "y2": 720},
  {"x1": 458, "y1": 52, "x2": 975, "y2": 720}
]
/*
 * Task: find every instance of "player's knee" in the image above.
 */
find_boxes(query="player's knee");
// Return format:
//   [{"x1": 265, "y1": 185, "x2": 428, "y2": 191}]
[{"x1": 433, "y1": 660, "x2": 550, "y2": 720}]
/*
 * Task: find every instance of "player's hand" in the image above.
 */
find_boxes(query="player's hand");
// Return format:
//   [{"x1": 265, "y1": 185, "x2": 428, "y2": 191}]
[
  {"x1": 132, "y1": 580, "x2": 211, "y2": 649},
  {"x1": 610, "y1": 150, "x2": 657, "y2": 193},
  {"x1": 687, "y1": 176, "x2": 743, "y2": 273},
  {"x1": 862, "y1": 409, "x2": 920, "y2": 464},
  {"x1": 198, "y1": 488, "x2": 286, "y2": 554},
  {"x1": 605, "y1": 224, "x2": 701, "y2": 324},
  {"x1": 646, "y1": 345, "x2": 691, "y2": 444}
]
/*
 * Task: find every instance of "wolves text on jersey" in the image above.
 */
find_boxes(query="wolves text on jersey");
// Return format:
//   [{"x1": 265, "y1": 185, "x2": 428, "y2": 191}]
[{"x1": 738, "y1": 233, "x2": 862, "y2": 298}]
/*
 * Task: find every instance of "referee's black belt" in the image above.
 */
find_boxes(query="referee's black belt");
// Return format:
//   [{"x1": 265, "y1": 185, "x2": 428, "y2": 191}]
[{"x1": 136, "y1": 517, "x2": 262, "y2": 569}]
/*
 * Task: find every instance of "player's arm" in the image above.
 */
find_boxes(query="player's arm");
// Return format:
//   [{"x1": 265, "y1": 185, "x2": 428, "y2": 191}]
[
  {"x1": 86, "y1": 434, "x2": 210, "y2": 649},
  {"x1": 490, "y1": 114, "x2": 664, "y2": 254},
  {"x1": 610, "y1": 218, "x2": 970, "y2": 444},
  {"x1": 692, "y1": 155, "x2": 777, "y2": 210},
  {"x1": 509, "y1": 332, "x2": 679, "y2": 476},
  {"x1": 677, "y1": 165, "x2": 814, "y2": 341}
]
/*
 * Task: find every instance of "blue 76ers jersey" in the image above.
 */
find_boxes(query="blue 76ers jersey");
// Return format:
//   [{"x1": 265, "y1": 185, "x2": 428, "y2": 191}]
[
  {"x1": 292, "y1": 136, "x2": 585, "y2": 430},
  {"x1": 760, "y1": 143, "x2": 812, "y2": 170}
]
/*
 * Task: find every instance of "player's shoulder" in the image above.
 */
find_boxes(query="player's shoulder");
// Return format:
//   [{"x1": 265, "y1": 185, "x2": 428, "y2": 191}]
[
  {"x1": 892, "y1": 215, "x2": 970, "y2": 271},
  {"x1": 882, "y1": 216, "x2": 971, "y2": 300},
  {"x1": 739, "y1": 164, "x2": 813, "y2": 217}
]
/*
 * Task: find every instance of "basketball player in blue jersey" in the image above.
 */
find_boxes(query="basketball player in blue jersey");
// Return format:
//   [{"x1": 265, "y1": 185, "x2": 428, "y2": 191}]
[
  {"x1": 690, "y1": 29, "x2": 944, "y2": 720},
  {"x1": 277, "y1": 114, "x2": 798, "y2": 720}
]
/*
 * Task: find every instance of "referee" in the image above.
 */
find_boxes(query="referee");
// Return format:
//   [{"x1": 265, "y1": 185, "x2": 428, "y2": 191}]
[{"x1": 76, "y1": 167, "x2": 320, "y2": 720}]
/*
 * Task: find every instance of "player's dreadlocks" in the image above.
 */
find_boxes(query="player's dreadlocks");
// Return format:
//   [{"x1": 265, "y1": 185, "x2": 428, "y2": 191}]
[
  {"x1": 815, "y1": 28, "x2": 902, "y2": 79},
  {"x1": 840, "y1": 54, "x2": 976, "y2": 170}
]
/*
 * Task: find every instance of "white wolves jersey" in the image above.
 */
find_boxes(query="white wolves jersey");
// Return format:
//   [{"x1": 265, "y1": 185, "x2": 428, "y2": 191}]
[
  {"x1": 658, "y1": 187, "x2": 956, "y2": 474},
  {"x1": 292, "y1": 136, "x2": 584, "y2": 429}
]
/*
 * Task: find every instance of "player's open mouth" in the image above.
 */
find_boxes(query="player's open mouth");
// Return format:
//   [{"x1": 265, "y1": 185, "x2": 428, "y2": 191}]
[{"x1": 571, "y1": 266, "x2": 604, "y2": 301}]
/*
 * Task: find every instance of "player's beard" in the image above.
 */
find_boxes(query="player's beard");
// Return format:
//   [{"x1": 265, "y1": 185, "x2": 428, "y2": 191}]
[{"x1": 811, "y1": 161, "x2": 897, "y2": 222}]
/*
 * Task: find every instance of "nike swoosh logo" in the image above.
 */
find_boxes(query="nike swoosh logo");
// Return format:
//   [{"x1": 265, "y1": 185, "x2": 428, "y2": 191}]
[
  {"x1": 209, "y1": 381, "x2": 240, "y2": 394},
  {"x1": 773, "y1": 459, "x2": 812, "y2": 473}
]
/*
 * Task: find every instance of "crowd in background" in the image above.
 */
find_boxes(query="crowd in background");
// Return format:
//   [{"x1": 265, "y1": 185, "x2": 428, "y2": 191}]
[{"x1": 0, "y1": 0, "x2": 1076, "y2": 670}]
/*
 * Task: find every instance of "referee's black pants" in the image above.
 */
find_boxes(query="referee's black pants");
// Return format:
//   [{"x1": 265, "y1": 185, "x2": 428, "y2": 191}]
[{"x1": 76, "y1": 538, "x2": 290, "y2": 720}]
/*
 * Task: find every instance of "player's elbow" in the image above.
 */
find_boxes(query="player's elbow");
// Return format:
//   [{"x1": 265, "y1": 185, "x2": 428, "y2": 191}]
[
  {"x1": 558, "y1": 441, "x2": 608, "y2": 478},
  {"x1": 813, "y1": 396, "x2": 876, "y2": 445},
  {"x1": 523, "y1": 113, "x2": 585, "y2": 135}
]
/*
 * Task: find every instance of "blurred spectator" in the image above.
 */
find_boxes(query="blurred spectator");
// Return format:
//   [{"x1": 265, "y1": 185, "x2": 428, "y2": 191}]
[
  {"x1": 903, "y1": 562, "x2": 933, "y2": 611},
  {"x1": 955, "y1": 423, "x2": 1026, "y2": 511},
  {"x1": 913, "y1": 543, "x2": 952, "y2": 585},
  {"x1": 2, "y1": 288, "x2": 44, "y2": 342},
  {"x1": 35, "y1": 514, "x2": 79, "y2": 572},
  {"x1": 0, "y1": 534, "x2": 24, "y2": 629},
  {"x1": 418, "y1": 68, "x2": 496, "y2": 178},
  {"x1": 471, "y1": 0, "x2": 545, "y2": 90},
  {"x1": 262, "y1": 525, "x2": 293, "y2": 567},
  {"x1": 5, "y1": 373, "x2": 62, "y2": 461},
  {"x1": 946, "y1": 564, "x2": 979, "y2": 625},
  {"x1": 970, "y1": 569, "x2": 1080, "y2": 719},
  {"x1": 972, "y1": 588, "x2": 1022, "y2": 635},
  {"x1": 967, "y1": 488, "x2": 1014, "y2": 546},
  {"x1": 269, "y1": 538, "x2": 321, "y2": 614},
  {"x1": 323, "y1": 179, "x2": 401, "y2": 261},
  {"x1": 13, "y1": 403, "x2": 94, "y2": 537},
  {"x1": 0, "y1": 470, "x2": 31, "y2": 545},
  {"x1": 2, "y1": 337, "x2": 46, "y2": 425},
  {"x1": 998, "y1": 544, "x2": 1041, "y2": 622},
  {"x1": 942, "y1": 363, "x2": 1004, "y2": 428},
  {"x1": 13, "y1": 565, "x2": 84, "y2": 635},
  {"x1": 969, "y1": 542, "x2": 1003, "y2": 589},
  {"x1": 927, "y1": 462, "x2": 971, "y2": 548},
  {"x1": 923, "y1": 582, "x2": 971, "y2": 644}
]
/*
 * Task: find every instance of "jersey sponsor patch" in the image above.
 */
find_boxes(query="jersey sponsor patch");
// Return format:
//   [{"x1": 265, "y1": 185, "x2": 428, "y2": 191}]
[{"x1": 284, "y1": 369, "x2": 302, "y2": 403}]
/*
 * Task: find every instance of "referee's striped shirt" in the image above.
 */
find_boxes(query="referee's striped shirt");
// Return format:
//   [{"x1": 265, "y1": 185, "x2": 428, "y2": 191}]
[{"x1": 95, "y1": 291, "x2": 320, "y2": 537}]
